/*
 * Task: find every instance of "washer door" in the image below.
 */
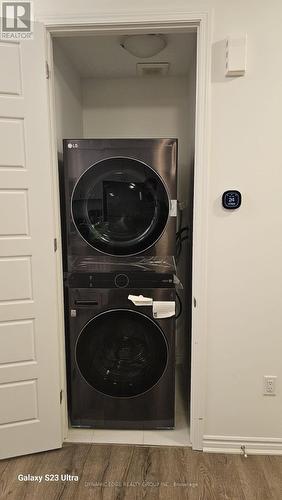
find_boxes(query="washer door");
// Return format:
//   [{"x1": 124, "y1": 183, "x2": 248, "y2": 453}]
[
  {"x1": 75, "y1": 309, "x2": 168, "y2": 398},
  {"x1": 71, "y1": 157, "x2": 170, "y2": 256}
]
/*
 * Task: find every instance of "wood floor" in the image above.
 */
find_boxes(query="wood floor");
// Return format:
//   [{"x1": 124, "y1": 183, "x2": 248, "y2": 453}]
[{"x1": 1, "y1": 443, "x2": 282, "y2": 500}]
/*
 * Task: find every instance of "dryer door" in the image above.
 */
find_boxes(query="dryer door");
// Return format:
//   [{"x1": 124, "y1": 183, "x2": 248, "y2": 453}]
[
  {"x1": 71, "y1": 157, "x2": 170, "y2": 256},
  {"x1": 76, "y1": 309, "x2": 168, "y2": 397}
]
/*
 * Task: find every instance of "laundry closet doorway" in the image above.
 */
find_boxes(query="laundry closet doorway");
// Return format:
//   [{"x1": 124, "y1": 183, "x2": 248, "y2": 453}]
[{"x1": 46, "y1": 12, "x2": 210, "y2": 453}]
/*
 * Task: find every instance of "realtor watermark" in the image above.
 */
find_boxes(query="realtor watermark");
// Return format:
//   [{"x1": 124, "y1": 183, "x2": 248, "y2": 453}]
[{"x1": 1, "y1": 1, "x2": 33, "y2": 39}]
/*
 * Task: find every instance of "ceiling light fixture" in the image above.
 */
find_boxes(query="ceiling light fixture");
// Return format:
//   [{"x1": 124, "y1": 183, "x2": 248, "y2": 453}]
[{"x1": 120, "y1": 34, "x2": 167, "y2": 58}]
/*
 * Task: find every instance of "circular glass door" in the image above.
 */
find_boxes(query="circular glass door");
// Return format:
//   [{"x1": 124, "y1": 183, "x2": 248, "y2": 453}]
[
  {"x1": 71, "y1": 157, "x2": 170, "y2": 256},
  {"x1": 75, "y1": 309, "x2": 168, "y2": 398}
]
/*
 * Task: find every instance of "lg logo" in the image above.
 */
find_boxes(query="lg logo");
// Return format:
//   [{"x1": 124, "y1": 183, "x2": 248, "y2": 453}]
[{"x1": 67, "y1": 143, "x2": 79, "y2": 149}]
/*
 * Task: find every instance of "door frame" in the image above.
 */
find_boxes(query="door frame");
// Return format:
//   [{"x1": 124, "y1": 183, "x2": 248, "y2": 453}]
[{"x1": 41, "y1": 9, "x2": 212, "y2": 451}]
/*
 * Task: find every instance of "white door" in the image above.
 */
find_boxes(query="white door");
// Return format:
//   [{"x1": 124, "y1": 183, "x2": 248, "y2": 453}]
[{"x1": 0, "y1": 23, "x2": 62, "y2": 459}]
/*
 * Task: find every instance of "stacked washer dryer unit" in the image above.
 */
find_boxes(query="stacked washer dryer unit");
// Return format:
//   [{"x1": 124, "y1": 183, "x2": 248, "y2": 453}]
[{"x1": 62, "y1": 139, "x2": 178, "y2": 429}]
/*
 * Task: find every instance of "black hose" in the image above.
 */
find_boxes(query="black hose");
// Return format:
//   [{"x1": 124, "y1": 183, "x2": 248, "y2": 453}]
[
  {"x1": 177, "y1": 207, "x2": 183, "y2": 234},
  {"x1": 176, "y1": 226, "x2": 189, "y2": 237},
  {"x1": 175, "y1": 291, "x2": 182, "y2": 320},
  {"x1": 176, "y1": 228, "x2": 190, "y2": 264}
]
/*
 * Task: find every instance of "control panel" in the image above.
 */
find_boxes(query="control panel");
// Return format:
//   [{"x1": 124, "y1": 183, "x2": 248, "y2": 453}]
[{"x1": 66, "y1": 272, "x2": 175, "y2": 289}]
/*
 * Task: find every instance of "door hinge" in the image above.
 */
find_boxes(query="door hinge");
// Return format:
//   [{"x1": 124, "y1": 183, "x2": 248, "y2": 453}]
[
  {"x1": 60, "y1": 390, "x2": 63, "y2": 404},
  {"x1": 46, "y1": 61, "x2": 50, "y2": 79},
  {"x1": 193, "y1": 297, "x2": 197, "y2": 307},
  {"x1": 54, "y1": 238, "x2": 57, "y2": 252}
]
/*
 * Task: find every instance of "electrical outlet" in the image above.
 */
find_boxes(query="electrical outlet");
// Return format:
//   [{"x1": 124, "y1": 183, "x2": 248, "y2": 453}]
[{"x1": 263, "y1": 376, "x2": 277, "y2": 396}]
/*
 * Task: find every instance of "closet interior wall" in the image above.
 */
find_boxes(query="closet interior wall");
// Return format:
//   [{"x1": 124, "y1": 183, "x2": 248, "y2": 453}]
[{"x1": 52, "y1": 32, "x2": 196, "y2": 444}]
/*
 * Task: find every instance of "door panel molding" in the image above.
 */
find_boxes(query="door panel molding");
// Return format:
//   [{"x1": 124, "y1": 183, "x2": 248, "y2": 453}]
[{"x1": 0, "y1": 24, "x2": 62, "y2": 459}]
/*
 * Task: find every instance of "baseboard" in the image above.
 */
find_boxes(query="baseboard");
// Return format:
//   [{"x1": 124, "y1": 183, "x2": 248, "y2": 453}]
[{"x1": 203, "y1": 435, "x2": 282, "y2": 455}]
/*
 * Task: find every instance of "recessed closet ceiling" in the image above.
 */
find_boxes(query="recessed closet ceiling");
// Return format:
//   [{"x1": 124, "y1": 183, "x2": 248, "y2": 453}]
[{"x1": 54, "y1": 32, "x2": 196, "y2": 79}]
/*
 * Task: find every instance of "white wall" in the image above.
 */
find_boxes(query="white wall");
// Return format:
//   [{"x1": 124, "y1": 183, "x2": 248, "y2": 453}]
[
  {"x1": 38, "y1": 0, "x2": 282, "y2": 447},
  {"x1": 82, "y1": 74, "x2": 195, "y2": 362},
  {"x1": 82, "y1": 75, "x2": 193, "y2": 200},
  {"x1": 206, "y1": 2, "x2": 282, "y2": 441},
  {"x1": 53, "y1": 41, "x2": 83, "y2": 154}
]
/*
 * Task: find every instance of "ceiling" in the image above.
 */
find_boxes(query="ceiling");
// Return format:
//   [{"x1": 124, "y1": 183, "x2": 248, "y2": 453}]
[{"x1": 54, "y1": 32, "x2": 197, "y2": 79}]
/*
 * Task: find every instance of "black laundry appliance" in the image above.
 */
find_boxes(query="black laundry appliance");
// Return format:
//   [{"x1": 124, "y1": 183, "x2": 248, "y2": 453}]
[
  {"x1": 64, "y1": 264, "x2": 176, "y2": 429},
  {"x1": 62, "y1": 139, "x2": 177, "y2": 270}
]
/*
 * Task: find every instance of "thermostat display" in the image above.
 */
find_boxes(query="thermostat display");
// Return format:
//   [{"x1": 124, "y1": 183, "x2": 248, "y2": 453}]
[{"x1": 222, "y1": 190, "x2": 242, "y2": 209}]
